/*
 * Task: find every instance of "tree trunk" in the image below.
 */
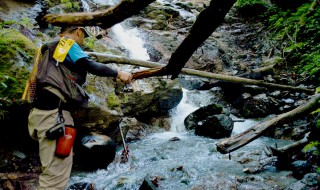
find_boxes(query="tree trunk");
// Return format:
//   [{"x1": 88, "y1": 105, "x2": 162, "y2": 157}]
[
  {"x1": 131, "y1": 0, "x2": 237, "y2": 79},
  {"x1": 216, "y1": 94, "x2": 320, "y2": 154},
  {"x1": 43, "y1": 0, "x2": 156, "y2": 29},
  {"x1": 88, "y1": 52, "x2": 314, "y2": 94}
]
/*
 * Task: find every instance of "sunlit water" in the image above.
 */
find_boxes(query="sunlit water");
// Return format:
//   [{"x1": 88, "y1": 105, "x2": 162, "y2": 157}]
[{"x1": 68, "y1": 89, "x2": 295, "y2": 190}]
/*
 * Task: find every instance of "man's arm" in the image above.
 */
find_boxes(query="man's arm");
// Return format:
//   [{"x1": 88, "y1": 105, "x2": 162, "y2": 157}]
[{"x1": 76, "y1": 57, "x2": 132, "y2": 83}]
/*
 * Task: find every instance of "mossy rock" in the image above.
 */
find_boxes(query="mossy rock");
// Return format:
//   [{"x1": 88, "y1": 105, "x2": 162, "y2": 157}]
[{"x1": 0, "y1": 28, "x2": 37, "y2": 99}]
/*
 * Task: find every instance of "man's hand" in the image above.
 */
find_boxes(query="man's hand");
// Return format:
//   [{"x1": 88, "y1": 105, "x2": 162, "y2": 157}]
[{"x1": 117, "y1": 71, "x2": 132, "y2": 84}]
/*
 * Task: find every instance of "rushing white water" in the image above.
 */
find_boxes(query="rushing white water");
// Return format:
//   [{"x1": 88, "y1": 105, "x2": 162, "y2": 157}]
[
  {"x1": 169, "y1": 89, "x2": 197, "y2": 133},
  {"x1": 68, "y1": 89, "x2": 295, "y2": 190},
  {"x1": 110, "y1": 24, "x2": 150, "y2": 60}
]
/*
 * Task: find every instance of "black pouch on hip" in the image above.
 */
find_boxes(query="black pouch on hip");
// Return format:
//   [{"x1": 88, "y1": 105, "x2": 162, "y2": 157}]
[
  {"x1": 46, "y1": 121, "x2": 65, "y2": 140},
  {"x1": 46, "y1": 100, "x2": 65, "y2": 140}
]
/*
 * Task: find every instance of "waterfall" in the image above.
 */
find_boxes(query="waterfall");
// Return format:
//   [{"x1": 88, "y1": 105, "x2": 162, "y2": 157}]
[
  {"x1": 110, "y1": 24, "x2": 150, "y2": 60},
  {"x1": 81, "y1": 0, "x2": 149, "y2": 60},
  {"x1": 169, "y1": 88, "x2": 198, "y2": 132}
]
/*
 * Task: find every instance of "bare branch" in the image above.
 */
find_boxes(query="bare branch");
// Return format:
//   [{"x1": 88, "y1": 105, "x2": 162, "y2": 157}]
[{"x1": 43, "y1": 0, "x2": 156, "y2": 29}]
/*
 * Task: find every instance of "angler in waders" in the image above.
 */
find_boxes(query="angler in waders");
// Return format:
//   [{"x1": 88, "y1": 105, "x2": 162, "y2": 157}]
[{"x1": 25, "y1": 26, "x2": 132, "y2": 190}]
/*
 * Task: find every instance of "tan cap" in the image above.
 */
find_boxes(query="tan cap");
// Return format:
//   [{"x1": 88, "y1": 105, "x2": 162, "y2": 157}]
[{"x1": 60, "y1": 26, "x2": 91, "y2": 38}]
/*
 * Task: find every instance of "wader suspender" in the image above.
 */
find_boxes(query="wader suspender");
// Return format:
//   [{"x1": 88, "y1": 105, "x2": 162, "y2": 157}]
[{"x1": 57, "y1": 100, "x2": 65, "y2": 125}]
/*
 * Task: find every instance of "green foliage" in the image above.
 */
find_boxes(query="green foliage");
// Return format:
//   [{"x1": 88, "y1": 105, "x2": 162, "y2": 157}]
[
  {"x1": 303, "y1": 141, "x2": 320, "y2": 153},
  {"x1": 268, "y1": 1, "x2": 320, "y2": 78},
  {"x1": 235, "y1": 0, "x2": 269, "y2": 17},
  {"x1": 236, "y1": 0, "x2": 268, "y2": 7}
]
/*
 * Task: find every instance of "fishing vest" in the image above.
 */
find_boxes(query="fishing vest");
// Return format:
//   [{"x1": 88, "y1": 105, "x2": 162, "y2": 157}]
[{"x1": 36, "y1": 38, "x2": 89, "y2": 107}]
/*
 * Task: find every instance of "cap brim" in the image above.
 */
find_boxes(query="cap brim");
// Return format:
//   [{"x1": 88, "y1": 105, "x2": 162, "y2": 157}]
[{"x1": 79, "y1": 27, "x2": 91, "y2": 38}]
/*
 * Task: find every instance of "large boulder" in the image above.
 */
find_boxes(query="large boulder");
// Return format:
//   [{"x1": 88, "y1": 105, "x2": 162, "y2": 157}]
[
  {"x1": 184, "y1": 104, "x2": 223, "y2": 130},
  {"x1": 121, "y1": 78, "x2": 183, "y2": 118},
  {"x1": 184, "y1": 104, "x2": 234, "y2": 139},
  {"x1": 241, "y1": 93, "x2": 278, "y2": 118},
  {"x1": 194, "y1": 114, "x2": 234, "y2": 139},
  {"x1": 73, "y1": 134, "x2": 116, "y2": 170}
]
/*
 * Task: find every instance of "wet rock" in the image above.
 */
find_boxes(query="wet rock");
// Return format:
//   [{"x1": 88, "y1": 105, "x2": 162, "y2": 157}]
[
  {"x1": 178, "y1": 76, "x2": 208, "y2": 90},
  {"x1": 243, "y1": 85, "x2": 268, "y2": 95},
  {"x1": 184, "y1": 104, "x2": 233, "y2": 138},
  {"x1": 282, "y1": 98, "x2": 295, "y2": 104},
  {"x1": 285, "y1": 173, "x2": 320, "y2": 190},
  {"x1": 194, "y1": 114, "x2": 234, "y2": 139},
  {"x1": 285, "y1": 180, "x2": 306, "y2": 190},
  {"x1": 147, "y1": 117, "x2": 171, "y2": 132},
  {"x1": 301, "y1": 173, "x2": 320, "y2": 187},
  {"x1": 119, "y1": 117, "x2": 146, "y2": 143},
  {"x1": 74, "y1": 105, "x2": 122, "y2": 134},
  {"x1": 12, "y1": 150, "x2": 26, "y2": 160},
  {"x1": 74, "y1": 134, "x2": 116, "y2": 170},
  {"x1": 241, "y1": 93, "x2": 278, "y2": 118},
  {"x1": 269, "y1": 90, "x2": 281, "y2": 98},
  {"x1": 304, "y1": 146, "x2": 320, "y2": 166},
  {"x1": 291, "y1": 160, "x2": 312, "y2": 179},
  {"x1": 242, "y1": 167, "x2": 260, "y2": 174},
  {"x1": 139, "y1": 175, "x2": 159, "y2": 190},
  {"x1": 291, "y1": 125, "x2": 308, "y2": 140},
  {"x1": 184, "y1": 104, "x2": 223, "y2": 130},
  {"x1": 122, "y1": 79, "x2": 183, "y2": 118},
  {"x1": 67, "y1": 182, "x2": 94, "y2": 190},
  {"x1": 169, "y1": 137, "x2": 180, "y2": 141}
]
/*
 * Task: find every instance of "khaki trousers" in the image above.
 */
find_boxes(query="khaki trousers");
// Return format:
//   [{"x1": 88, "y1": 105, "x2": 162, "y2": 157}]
[{"x1": 28, "y1": 108, "x2": 74, "y2": 190}]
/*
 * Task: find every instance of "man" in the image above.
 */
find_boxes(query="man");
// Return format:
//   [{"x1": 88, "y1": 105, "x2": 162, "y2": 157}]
[{"x1": 28, "y1": 26, "x2": 132, "y2": 189}]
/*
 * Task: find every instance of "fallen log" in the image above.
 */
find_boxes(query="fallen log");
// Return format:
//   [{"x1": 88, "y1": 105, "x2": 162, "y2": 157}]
[
  {"x1": 87, "y1": 52, "x2": 314, "y2": 94},
  {"x1": 269, "y1": 132, "x2": 310, "y2": 155},
  {"x1": 43, "y1": 0, "x2": 156, "y2": 29},
  {"x1": 216, "y1": 94, "x2": 320, "y2": 154}
]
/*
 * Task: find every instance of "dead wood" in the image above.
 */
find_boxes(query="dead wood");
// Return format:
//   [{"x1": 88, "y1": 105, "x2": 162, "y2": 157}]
[
  {"x1": 43, "y1": 0, "x2": 155, "y2": 29},
  {"x1": 87, "y1": 52, "x2": 314, "y2": 94},
  {"x1": 269, "y1": 132, "x2": 310, "y2": 155},
  {"x1": 216, "y1": 94, "x2": 320, "y2": 154}
]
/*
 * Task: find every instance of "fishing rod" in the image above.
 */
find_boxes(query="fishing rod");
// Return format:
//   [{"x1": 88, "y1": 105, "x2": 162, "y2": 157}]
[{"x1": 119, "y1": 124, "x2": 129, "y2": 163}]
